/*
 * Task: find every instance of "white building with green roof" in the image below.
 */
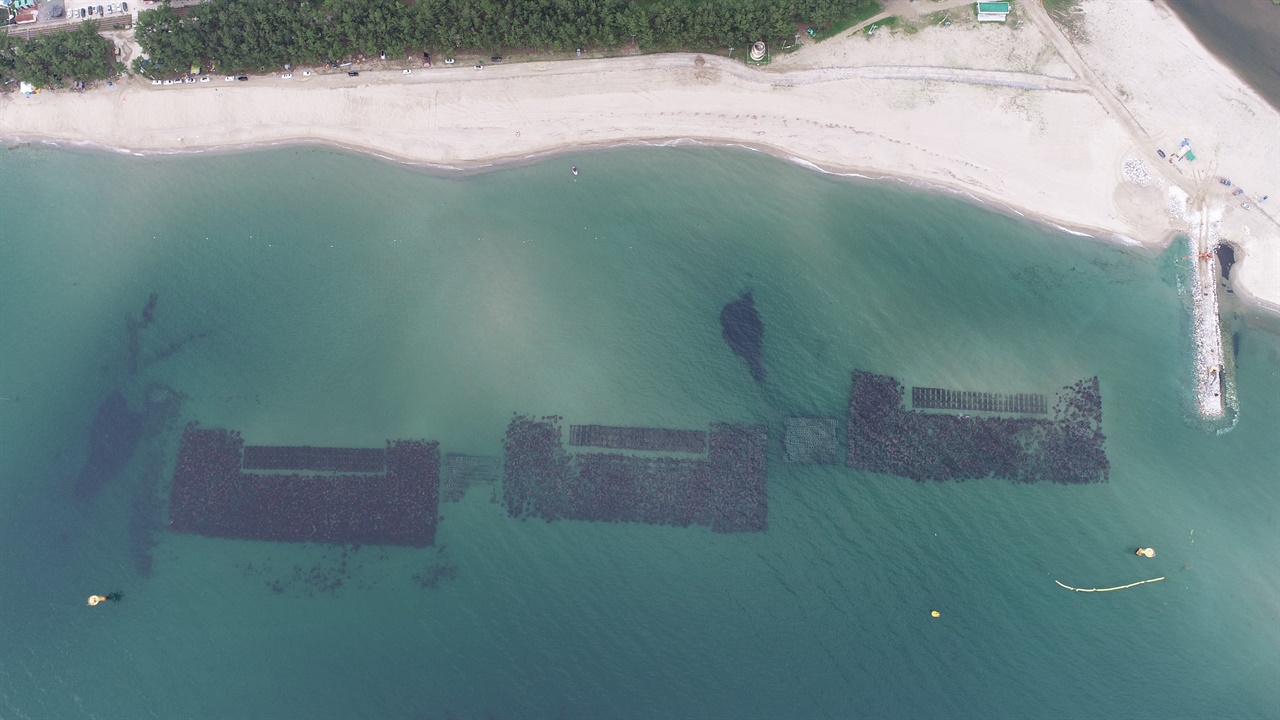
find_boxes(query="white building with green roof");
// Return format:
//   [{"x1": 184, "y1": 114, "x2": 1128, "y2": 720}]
[{"x1": 976, "y1": 2, "x2": 1011, "y2": 22}]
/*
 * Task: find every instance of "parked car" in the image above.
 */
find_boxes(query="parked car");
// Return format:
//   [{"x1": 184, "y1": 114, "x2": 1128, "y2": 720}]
[
  {"x1": 402, "y1": 69, "x2": 412, "y2": 75},
  {"x1": 97, "y1": 6, "x2": 104, "y2": 15},
  {"x1": 444, "y1": 58, "x2": 455, "y2": 65},
  {"x1": 302, "y1": 70, "x2": 312, "y2": 76},
  {"x1": 225, "y1": 75, "x2": 236, "y2": 81},
  {"x1": 162, "y1": 79, "x2": 173, "y2": 85},
  {"x1": 347, "y1": 71, "x2": 359, "y2": 77},
  {"x1": 151, "y1": 79, "x2": 161, "y2": 85},
  {"x1": 121, "y1": 1, "x2": 127, "y2": 10},
  {"x1": 236, "y1": 76, "x2": 248, "y2": 81},
  {"x1": 490, "y1": 56, "x2": 502, "y2": 62},
  {"x1": 199, "y1": 76, "x2": 210, "y2": 83},
  {"x1": 78, "y1": 7, "x2": 85, "y2": 17}
]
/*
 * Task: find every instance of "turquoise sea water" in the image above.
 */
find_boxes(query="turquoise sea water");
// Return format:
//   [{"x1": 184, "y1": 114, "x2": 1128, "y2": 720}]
[{"x1": 1, "y1": 145, "x2": 1278, "y2": 719}]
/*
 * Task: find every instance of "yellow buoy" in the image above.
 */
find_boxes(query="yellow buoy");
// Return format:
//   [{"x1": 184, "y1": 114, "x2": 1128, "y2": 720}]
[
  {"x1": 87, "y1": 595, "x2": 105, "y2": 606},
  {"x1": 930, "y1": 610, "x2": 940, "y2": 618},
  {"x1": 1136, "y1": 547, "x2": 1156, "y2": 558}
]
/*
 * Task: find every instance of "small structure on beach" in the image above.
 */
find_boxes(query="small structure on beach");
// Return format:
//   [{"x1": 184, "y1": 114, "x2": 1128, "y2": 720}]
[
  {"x1": 750, "y1": 42, "x2": 767, "y2": 62},
  {"x1": 976, "y1": 2, "x2": 1011, "y2": 22}
]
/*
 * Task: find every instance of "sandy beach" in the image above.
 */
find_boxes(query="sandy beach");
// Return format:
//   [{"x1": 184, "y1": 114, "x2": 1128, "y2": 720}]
[{"x1": 3, "y1": 0, "x2": 1278, "y2": 310}]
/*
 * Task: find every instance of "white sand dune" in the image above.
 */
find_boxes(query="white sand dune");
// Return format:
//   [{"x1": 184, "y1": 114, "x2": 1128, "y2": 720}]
[{"x1": 3, "y1": 0, "x2": 1276, "y2": 310}]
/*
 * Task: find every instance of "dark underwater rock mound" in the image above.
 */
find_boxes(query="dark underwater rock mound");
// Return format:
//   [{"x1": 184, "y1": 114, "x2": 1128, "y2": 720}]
[
  {"x1": 720, "y1": 291, "x2": 766, "y2": 382},
  {"x1": 127, "y1": 383, "x2": 185, "y2": 578},
  {"x1": 74, "y1": 391, "x2": 144, "y2": 501}
]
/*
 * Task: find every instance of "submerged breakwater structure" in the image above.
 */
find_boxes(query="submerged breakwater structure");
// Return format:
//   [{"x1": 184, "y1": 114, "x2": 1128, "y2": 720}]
[
  {"x1": 847, "y1": 371, "x2": 1109, "y2": 484},
  {"x1": 568, "y1": 424, "x2": 707, "y2": 454},
  {"x1": 911, "y1": 387, "x2": 1047, "y2": 414},
  {"x1": 242, "y1": 446, "x2": 386, "y2": 473},
  {"x1": 168, "y1": 425, "x2": 439, "y2": 546},
  {"x1": 782, "y1": 417, "x2": 842, "y2": 465},
  {"x1": 504, "y1": 415, "x2": 767, "y2": 532},
  {"x1": 442, "y1": 454, "x2": 502, "y2": 503}
]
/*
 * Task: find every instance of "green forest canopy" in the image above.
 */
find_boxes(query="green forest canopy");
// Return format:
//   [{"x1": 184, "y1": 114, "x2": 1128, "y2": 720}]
[
  {"x1": 133, "y1": 0, "x2": 874, "y2": 77},
  {"x1": 1, "y1": 22, "x2": 118, "y2": 87}
]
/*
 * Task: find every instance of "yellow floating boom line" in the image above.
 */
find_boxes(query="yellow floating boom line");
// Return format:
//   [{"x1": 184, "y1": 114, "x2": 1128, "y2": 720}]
[{"x1": 1055, "y1": 577, "x2": 1165, "y2": 593}]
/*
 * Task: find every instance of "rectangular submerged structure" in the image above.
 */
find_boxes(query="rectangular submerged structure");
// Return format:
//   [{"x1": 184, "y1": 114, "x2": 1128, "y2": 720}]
[
  {"x1": 505, "y1": 417, "x2": 767, "y2": 532},
  {"x1": 847, "y1": 371, "x2": 1108, "y2": 485},
  {"x1": 442, "y1": 454, "x2": 502, "y2": 502},
  {"x1": 168, "y1": 425, "x2": 439, "y2": 546},
  {"x1": 242, "y1": 445, "x2": 386, "y2": 473},
  {"x1": 910, "y1": 387, "x2": 1047, "y2": 414},
  {"x1": 782, "y1": 417, "x2": 842, "y2": 465},
  {"x1": 568, "y1": 424, "x2": 708, "y2": 454}
]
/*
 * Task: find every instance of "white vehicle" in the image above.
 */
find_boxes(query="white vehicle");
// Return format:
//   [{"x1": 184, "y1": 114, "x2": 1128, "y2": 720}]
[
  {"x1": 151, "y1": 79, "x2": 161, "y2": 85},
  {"x1": 302, "y1": 70, "x2": 312, "y2": 76},
  {"x1": 281, "y1": 73, "x2": 293, "y2": 79},
  {"x1": 225, "y1": 75, "x2": 236, "y2": 81},
  {"x1": 444, "y1": 58, "x2": 455, "y2": 65},
  {"x1": 162, "y1": 79, "x2": 173, "y2": 85},
  {"x1": 199, "y1": 76, "x2": 210, "y2": 83},
  {"x1": 402, "y1": 69, "x2": 412, "y2": 75},
  {"x1": 184, "y1": 77, "x2": 195, "y2": 84}
]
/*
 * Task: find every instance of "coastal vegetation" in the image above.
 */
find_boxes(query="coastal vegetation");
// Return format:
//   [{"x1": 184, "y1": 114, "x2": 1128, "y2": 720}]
[
  {"x1": 809, "y1": 0, "x2": 880, "y2": 41},
  {"x1": 131, "y1": 0, "x2": 875, "y2": 77},
  {"x1": 0, "y1": 23, "x2": 119, "y2": 87}
]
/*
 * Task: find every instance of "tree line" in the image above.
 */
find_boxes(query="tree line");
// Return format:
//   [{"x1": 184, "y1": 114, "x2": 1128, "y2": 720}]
[
  {"x1": 132, "y1": 0, "x2": 873, "y2": 77},
  {"x1": 2, "y1": 23, "x2": 119, "y2": 87}
]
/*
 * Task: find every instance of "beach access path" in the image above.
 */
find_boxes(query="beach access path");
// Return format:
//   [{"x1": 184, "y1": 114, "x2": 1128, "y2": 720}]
[{"x1": 2, "y1": 0, "x2": 1277, "y2": 312}]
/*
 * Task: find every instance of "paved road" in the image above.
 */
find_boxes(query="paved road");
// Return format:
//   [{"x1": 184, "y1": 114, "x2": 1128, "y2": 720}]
[
  {"x1": 769, "y1": 64, "x2": 1085, "y2": 92},
  {"x1": 5, "y1": 1, "x2": 195, "y2": 40}
]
